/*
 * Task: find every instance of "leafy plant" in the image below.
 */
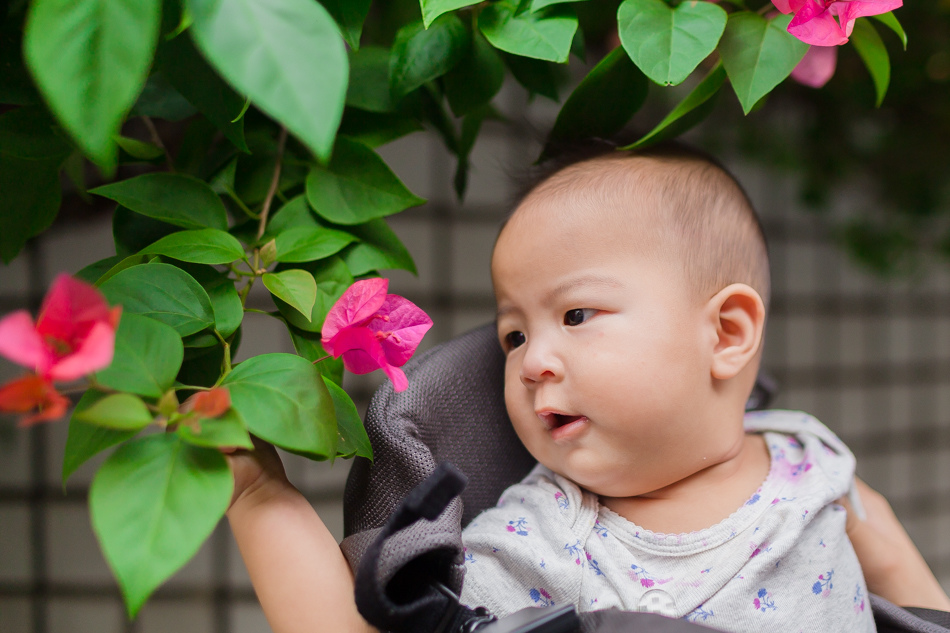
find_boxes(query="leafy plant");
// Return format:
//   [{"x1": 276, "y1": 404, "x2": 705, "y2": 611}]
[{"x1": 0, "y1": 0, "x2": 907, "y2": 617}]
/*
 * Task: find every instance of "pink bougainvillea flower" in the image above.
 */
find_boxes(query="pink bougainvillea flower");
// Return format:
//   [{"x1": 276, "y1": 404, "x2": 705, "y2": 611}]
[
  {"x1": 321, "y1": 278, "x2": 433, "y2": 392},
  {"x1": 183, "y1": 387, "x2": 231, "y2": 419},
  {"x1": 0, "y1": 274, "x2": 121, "y2": 382},
  {"x1": 772, "y1": 0, "x2": 902, "y2": 46},
  {"x1": 0, "y1": 374, "x2": 70, "y2": 426},
  {"x1": 792, "y1": 45, "x2": 839, "y2": 87}
]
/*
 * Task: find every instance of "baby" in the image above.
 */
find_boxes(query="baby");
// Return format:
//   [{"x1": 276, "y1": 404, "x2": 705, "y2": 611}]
[
  {"x1": 224, "y1": 144, "x2": 950, "y2": 633},
  {"x1": 458, "y1": 145, "x2": 873, "y2": 631}
]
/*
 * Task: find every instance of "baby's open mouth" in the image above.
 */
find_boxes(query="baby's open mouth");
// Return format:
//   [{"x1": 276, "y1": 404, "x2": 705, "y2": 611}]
[{"x1": 538, "y1": 412, "x2": 585, "y2": 431}]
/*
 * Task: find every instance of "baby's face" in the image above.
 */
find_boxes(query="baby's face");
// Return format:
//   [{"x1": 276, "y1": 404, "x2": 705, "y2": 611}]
[{"x1": 492, "y1": 194, "x2": 738, "y2": 498}]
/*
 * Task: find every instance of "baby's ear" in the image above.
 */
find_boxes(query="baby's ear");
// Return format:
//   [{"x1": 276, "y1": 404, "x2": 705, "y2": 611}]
[{"x1": 706, "y1": 284, "x2": 766, "y2": 380}]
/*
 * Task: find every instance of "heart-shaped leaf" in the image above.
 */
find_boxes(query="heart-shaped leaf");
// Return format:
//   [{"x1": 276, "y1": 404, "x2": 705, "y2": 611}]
[
  {"x1": 263, "y1": 269, "x2": 318, "y2": 320},
  {"x1": 340, "y1": 219, "x2": 417, "y2": 276},
  {"x1": 323, "y1": 377, "x2": 371, "y2": 459},
  {"x1": 141, "y1": 228, "x2": 246, "y2": 265},
  {"x1": 92, "y1": 173, "x2": 229, "y2": 231},
  {"x1": 479, "y1": 1, "x2": 578, "y2": 63},
  {"x1": 63, "y1": 390, "x2": 138, "y2": 484},
  {"x1": 390, "y1": 15, "x2": 468, "y2": 99},
  {"x1": 90, "y1": 434, "x2": 232, "y2": 617},
  {"x1": 274, "y1": 226, "x2": 356, "y2": 263},
  {"x1": 222, "y1": 353, "x2": 337, "y2": 459},
  {"x1": 99, "y1": 263, "x2": 215, "y2": 337},
  {"x1": 444, "y1": 30, "x2": 506, "y2": 117},
  {"x1": 75, "y1": 393, "x2": 154, "y2": 430},
  {"x1": 306, "y1": 138, "x2": 425, "y2": 225},
  {"x1": 275, "y1": 256, "x2": 353, "y2": 332},
  {"x1": 718, "y1": 12, "x2": 808, "y2": 114},
  {"x1": 186, "y1": 0, "x2": 348, "y2": 162},
  {"x1": 618, "y1": 0, "x2": 727, "y2": 86},
  {"x1": 347, "y1": 47, "x2": 396, "y2": 113},
  {"x1": 95, "y1": 313, "x2": 184, "y2": 398},
  {"x1": 548, "y1": 46, "x2": 647, "y2": 147},
  {"x1": 23, "y1": 0, "x2": 161, "y2": 171},
  {"x1": 850, "y1": 18, "x2": 890, "y2": 107}
]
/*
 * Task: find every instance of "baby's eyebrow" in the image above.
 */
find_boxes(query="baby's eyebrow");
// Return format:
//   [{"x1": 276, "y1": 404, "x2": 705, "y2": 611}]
[{"x1": 547, "y1": 274, "x2": 623, "y2": 302}]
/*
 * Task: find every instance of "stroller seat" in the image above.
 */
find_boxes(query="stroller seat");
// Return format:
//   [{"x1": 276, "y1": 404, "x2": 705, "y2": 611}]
[{"x1": 341, "y1": 324, "x2": 950, "y2": 633}]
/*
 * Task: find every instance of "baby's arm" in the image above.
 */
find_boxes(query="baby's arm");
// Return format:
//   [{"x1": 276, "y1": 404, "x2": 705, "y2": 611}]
[
  {"x1": 225, "y1": 440, "x2": 377, "y2": 633},
  {"x1": 845, "y1": 478, "x2": 950, "y2": 611}
]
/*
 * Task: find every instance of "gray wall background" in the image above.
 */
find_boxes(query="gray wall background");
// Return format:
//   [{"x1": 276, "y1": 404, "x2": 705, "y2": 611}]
[{"x1": 2, "y1": 78, "x2": 949, "y2": 632}]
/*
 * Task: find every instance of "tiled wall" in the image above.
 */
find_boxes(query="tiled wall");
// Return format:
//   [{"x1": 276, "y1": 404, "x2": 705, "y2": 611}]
[{"x1": 2, "y1": 81, "x2": 949, "y2": 632}]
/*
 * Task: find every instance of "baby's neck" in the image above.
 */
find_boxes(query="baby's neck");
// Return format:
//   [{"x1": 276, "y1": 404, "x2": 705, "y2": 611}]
[{"x1": 599, "y1": 433, "x2": 770, "y2": 534}]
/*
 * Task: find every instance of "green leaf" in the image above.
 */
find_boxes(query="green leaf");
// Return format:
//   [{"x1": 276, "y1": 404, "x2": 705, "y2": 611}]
[
  {"x1": 186, "y1": 0, "x2": 348, "y2": 162},
  {"x1": 274, "y1": 226, "x2": 357, "y2": 263},
  {"x1": 548, "y1": 46, "x2": 647, "y2": 147},
  {"x1": 323, "y1": 378, "x2": 371, "y2": 459},
  {"x1": 156, "y1": 34, "x2": 249, "y2": 153},
  {"x1": 504, "y1": 53, "x2": 564, "y2": 101},
  {"x1": 90, "y1": 434, "x2": 232, "y2": 617},
  {"x1": 307, "y1": 138, "x2": 426, "y2": 225},
  {"x1": 718, "y1": 12, "x2": 808, "y2": 115},
  {"x1": 444, "y1": 30, "x2": 506, "y2": 117},
  {"x1": 263, "y1": 270, "x2": 318, "y2": 320},
  {"x1": 75, "y1": 393, "x2": 154, "y2": 431},
  {"x1": 0, "y1": 155, "x2": 61, "y2": 264},
  {"x1": 0, "y1": 106, "x2": 73, "y2": 160},
  {"x1": 421, "y1": 0, "x2": 481, "y2": 28},
  {"x1": 141, "y1": 229, "x2": 246, "y2": 265},
  {"x1": 275, "y1": 256, "x2": 353, "y2": 332},
  {"x1": 851, "y1": 18, "x2": 890, "y2": 107},
  {"x1": 112, "y1": 208, "x2": 179, "y2": 258},
  {"x1": 346, "y1": 47, "x2": 396, "y2": 113},
  {"x1": 338, "y1": 110, "x2": 426, "y2": 148},
  {"x1": 204, "y1": 276, "x2": 243, "y2": 339},
  {"x1": 95, "y1": 313, "x2": 184, "y2": 398},
  {"x1": 479, "y1": 1, "x2": 578, "y2": 63},
  {"x1": 177, "y1": 408, "x2": 253, "y2": 449},
  {"x1": 620, "y1": 62, "x2": 726, "y2": 150},
  {"x1": 92, "y1": 254, "x2": 151, "y2": 287},
  {"x1": 99, "y1": 263, "x2": 215, "y2": 337},
  {"x1": 320, "y1": 0, "x2": 372, "y2": 50},
  {"x1": 222, "y1": 353, "x2": 337, "y2": 459},
  {"x1": 454, "y1": 106, "x2": 492, "y2": 198},
  {"x1": 92, "y1": 173, "x2": 229, "y2": 231},
  {"x1": 130, "y1": 71, "x2": 197, "y2": 121},
  {"x1": 63, "y1": 390, "x2": 137, "y2": 484},
  {"x1": 266, "y1": 195, "x2": 320, "y2": 236},
  {"x1": 617, "y1": 0, "x2": 727, "y2": 86},
  {"x1": 390, "y1": 16, "x2": 468, "y2": 99},
  {"x1": 531, "y1": 0, "x2": 588, "y2": 9},
  {"x1": 76, "y1": 256, "x2": 124, "y2": 284},
  {"x1": 23, "y1": 0, "x2": 161, "y2": 171},
  {"x1": 115, "y1": 136, "x2": 164, "y2": 161},
  {"x1": 287, "y1": 327, "x2": 344, "y2": 385},
  {"x1": 341, "y1": 218, "x2": 418, "y2": 276},
  {"x1": 871, "y1": 11, "x2": 906, "y2": 50}
]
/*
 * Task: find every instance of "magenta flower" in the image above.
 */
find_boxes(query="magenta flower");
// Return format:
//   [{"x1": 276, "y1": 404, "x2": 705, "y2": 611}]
[
  {"x1": 321, "y1": 278, "x2": 432, "y2": 392},
  {"x1": 0, "y1": 274, "x2": 121, "y2": 381},
  {"x1": 791, "y1": 45, "x2": 838, "y2": 87},
  {"x1": 772, "y1": 0, "x2": 902, "y2": 46}
]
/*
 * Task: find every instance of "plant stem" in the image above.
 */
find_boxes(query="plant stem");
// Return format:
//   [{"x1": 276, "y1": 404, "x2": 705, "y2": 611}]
[
  {"x1": 311, "y1": 354, "x2": 331, "y2": 364},
  {"x1": 257, "y1": 127, "x2": 287, "y2": 241},
  {"x1": 213, "y1": 330, "x2": 232, "y2": 385},
  {"x1": 142, "y1": 116, "x2": 175, "y2": 172},
  {"x1": 227, "y1": 190, "x2": 259, "y2": 220}
]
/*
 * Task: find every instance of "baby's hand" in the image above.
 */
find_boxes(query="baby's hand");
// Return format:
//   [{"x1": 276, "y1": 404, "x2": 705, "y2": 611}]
[
  {"x1": 222, "y1": 436, "x2": 294, "y2": 512},
  {"x1": 841, "y1": 478, "x2": 950, "y2": 611}
]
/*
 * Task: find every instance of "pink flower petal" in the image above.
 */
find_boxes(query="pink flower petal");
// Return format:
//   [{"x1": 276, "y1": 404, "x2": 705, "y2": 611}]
[
  {"x1": 36, "y1": 274, "x2": 113, "y2": 345},
  {"x1": 329, "y1": 325, "x2": 411, "y2": 392},
  {"x1": 832, "y1": 0, "x2": 902, "y2": 38},
  {"x1": 321, "y1": 278, "x2": 389, "y2": 342},
  {"x1": 379, "y1": 363, "x2": 408, "y2": 392},
  {"x1": 791, "y1": 45, "x2": 838, "y2": 88},
  {"x1": 374, "y1": 295, "x2": 433, "y2": 367},
  {"x1": 0, "y1": 311, "x2": 51, "y2": 374},
  {"x1": 788, "y1": 0, "x2": 849, "y2": 46},
  {"x1": 771, "y1": 0, "x2": 807, "y2": 14},
  {"x1": 0, "y1": 374, "x2": 70, "y2": 426},
  {"x1": 48, "y1": 321, "x2": 117, "y2": 381}
]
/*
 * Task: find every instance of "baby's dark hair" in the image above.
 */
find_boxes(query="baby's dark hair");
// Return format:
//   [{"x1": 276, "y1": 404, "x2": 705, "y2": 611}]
[{"x1": 507, "y1": 138, "x2": 771, "y2": 310}]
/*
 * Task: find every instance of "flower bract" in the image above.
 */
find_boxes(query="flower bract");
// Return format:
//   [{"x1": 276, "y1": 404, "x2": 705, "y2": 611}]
[{"x1": 772, "y1": 0, "x2": 902, "y2": 46}]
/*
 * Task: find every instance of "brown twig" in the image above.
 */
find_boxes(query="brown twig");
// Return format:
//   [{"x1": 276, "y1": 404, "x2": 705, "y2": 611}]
[{"x1": 256, "y1": 127, "x2": 288, "y2": 241}]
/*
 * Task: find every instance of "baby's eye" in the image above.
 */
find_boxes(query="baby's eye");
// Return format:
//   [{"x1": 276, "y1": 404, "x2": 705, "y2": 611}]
[
  {"x1": 504, "y1": 331, "x2": 526, "y2": 350},
  {"x1": 564, "y1": 309, "x2": 596, "y2": 327}
]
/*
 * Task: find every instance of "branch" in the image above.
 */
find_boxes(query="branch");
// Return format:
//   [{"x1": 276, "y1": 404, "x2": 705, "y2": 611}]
[
  {"x1": 142, "y1": 116, "x2": 175, "y2": 172},
  {"x1": 256, "y1": 127, "x2": 288, "y2": 241}
]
